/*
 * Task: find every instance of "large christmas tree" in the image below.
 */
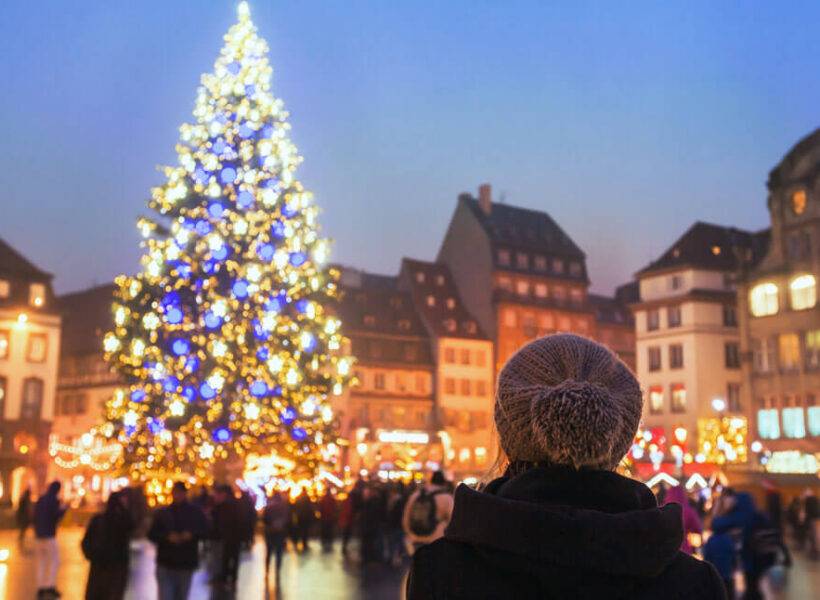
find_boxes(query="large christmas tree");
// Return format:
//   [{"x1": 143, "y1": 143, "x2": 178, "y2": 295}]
[{"x1": 103, "y1": 2, "x2": 349, "y2": 484}]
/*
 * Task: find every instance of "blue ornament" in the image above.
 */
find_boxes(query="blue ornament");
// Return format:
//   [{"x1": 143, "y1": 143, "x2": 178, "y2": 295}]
[
  {"x1": 290, "y1": 252, "x2": 307, "y2": 267},
  {"x1": 171, "y1": 339, "x2": 190, "y2": 356},
  {"x1": 203, "y1": 260, "x2": 217, "y2": 274},
  {"x1": 214, "y1": 427, "x2": 232, "y2": 443},
  {"x1": 176, "y1": 263, "x2": 192, "y2": 279},
  {"x1": 148, "y1": 419, "x2": 164, "y2": 435},
  {"x1": 185, "y1": 356, "x2": 200, "y2": 372},
  {"x1": 272, "y1": 385, "x2": 283, "y2": 397},
  {"x1": 295, "y1": 299, "x2": 309, "y2": 314},
  {"x1": 194, "y1": 166, "x2": 210, "y2": 185},
  {"x1": 232, "y1": 280, "x2": 249, "y2": 299},
  {"x1": 220, "y1": 167, "x2": 237, "y2": 184},
  {"x1": 182, "y1": 385, "x2": 197, "y2": 401},
  {"x1": 265, "y1": 293, "x2": 286, "y2": 313},
  {"x1": 244, "y1": 84, "x2": 256, "y2": 97},
  {"x1": 162, "y1": 291, "x2": 180, "y2": 307},
  {"x1": 212, "y1": 245, "x2": 229, "y2": 261},
  {"x1": 281, "y1": 407, "x2": 296, "y2": 424},
  {"x1": 204, "y1": 311, "x2": 222, "y2": 329},
  {"x1": 163, "y1": 376, "x2": 179, "y2": 393},
  {"x1": 195, "y1": 220, "x2": 212, "y2": 236},
  {"x1": 214, "y1": 113, "x2": 228, "y2": 124},
  {"x1": 261, "y1": 124, "x2": 274, "y2": 138},
  {"x1": 282, "y1": 203, "x2": 297, "y2": 218},
  {"x1": 256, "y1": 347, "x2": 269, "y2": 361},
  {"x1": 208, "y1": 203, "x2": 225, "y2": 219},
  {"x1": 227, "y1": 61, "x2": 241, "y2": 75},
  {"x1": 257, "y1": 243, "x2": 275, "y2": 261},
  {"x1": 270, "y1": 220, "x2": 285, "y2": 239},
  {"x1": 236, "y1": 190, "x2": 254, "y2": 209},
  {"x1": 131, "y1": 389, "x2": 146, "y2": 402},
  {"x1": 199, "y1": 383, "x2": 216, "y2": 400},
  {"x1": 213, "y1": 138, "x2": 227, "y2": 154},
  {"x1": 291, "y1": 427, "x2": 307, "y2": 442},
  {"x1": 250, "y1": 380, "x2": 268, "y2": 397},
  {"x1": 165, "y1": 307, "x2": 184, "y2": 324},
  {"x1": 238, "y1": 122, "x2": 254, "y2": 139}
]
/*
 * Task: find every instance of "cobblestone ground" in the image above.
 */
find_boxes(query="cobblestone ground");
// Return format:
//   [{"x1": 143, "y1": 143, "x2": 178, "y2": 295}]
[{"x1": 0, "y1": 528, "x2": 817, "y2": 599}]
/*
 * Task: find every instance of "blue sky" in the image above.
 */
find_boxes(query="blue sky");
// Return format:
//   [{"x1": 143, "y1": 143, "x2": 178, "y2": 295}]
[{"x1": 3, "y1": 1, "x2": 820, "y2": 294}]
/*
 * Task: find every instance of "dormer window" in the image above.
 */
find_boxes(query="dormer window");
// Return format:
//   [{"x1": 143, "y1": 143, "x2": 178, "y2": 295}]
[
  {"x1": 29, "y1": 283, "x2": 46, "y2": 308},
  {"x1": 443, "y1": 318, "x2": 457, "y2": 333},
  {"x1": 0, "y1": 279, "x2": 9, "y2": 298},
  {"x1": 552, "y1": 258, "x2": 564, "y2": 274},
  {"x1": 426, "y1": 295, "x2": 436, "y2": 307},
  {"x1": 363, "y1": 315, "x2": 376, "y2": 327},
  {"x1": 435, "y1": 275, "x2": 445, "y2": 286},
  {"x1": 389, "y1": 296, "x2": 403, "y2": 308},
  {"x1": 516, "y1": 253, "x2": 529, "y2": 269},
  {"x1": 446, "y1": 298, "x2": 456, "y2": 310},
  {"x1": 464, "y1": 321, "x2": 477, "y2": 334},
  {"x1": 497, "y1": 250, "x2": 511, "y2": 266},
  {"x1": 569, "y1": 262, "x2": 582, "y2": 277},
  {"x1": 415, "y1": 271, "x2": 425, "y2": 283},
  {"x1": 792, "y1": 189, "x2": 807, "y2": 215},
  {"x1": 711, "y1": 246, "x2": 721, "y2": 256},
  {"x1": 534, "y1": 255, "x2": 547, "y2": 271}
]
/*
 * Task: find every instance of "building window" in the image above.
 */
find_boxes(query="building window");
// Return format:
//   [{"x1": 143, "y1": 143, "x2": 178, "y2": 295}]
[
  {"x1": 415, "y1": 271, "x2": 425, "y2": 283},
  {"x1": 516, "y1": 280, "x2": 530, "y2": 297},
  {"x1": 647, "y1": 309, "x2": 660, "y2": 331},
  {"x1": 29, "y1": 283, "x2": 46, "y2": 308},
  {"x1": 435, "y1": 274, "x2": 445, "y2": 286},
  {"x1": 671, "y1": 384, "x2": 686, "y2": 413},
  {"x1": 0, "y1": 280, "x2": 9, "y2": 298},
  {"x1": 558, "y1": 316, "x2": 571, "y2": 330},
  {"x1": 808, "y1": 396, "x2": 819, "y2": 436},
  {"x1": 576, "y1": 318, "x2": 589, "y2": 332},
  {"x1": 539, "y1": 313, "x2": 555, "y2": 330},
  {"x1": 534, "y1": 255, "x2": 547, "y2": 271},
  {"x1": 398, "y1": 319, "x2": 411, "y2": 332},
  {"x1": 723, "y1": 305, "x2": 737, "y2": 327},
  {"x1": 26, "y1": 334, "x2": 48, "y2": 363},
  {"x1": 750, "y1": 283, "x2": 778, "y2": 316},
  {"x1": 459, "y1": 349, "x2": 470, "y2": 365},
  {"x1": 443, "y1": 319, "x2": 457, "y2": 333},
  {"x1": 415, "y1": 374, "x2": 426, "y2": 394},
  {"x1": 497, "y1": 250, "x2": 511, "y2": 266},
  {"x1": 753, "y1": 337, "x2": 776, "y2": 373},
  {"x1": 727, "y1": 383, "x2": 742, "y2": 412},
  {"x1": 363, "y1": 314, "x2": 376, "y2": 327},
  {"x1": 0, "y1": 377, "x2": 6, "y2": 419},
  {"x1": 534, "y1": 283, "x2": 548, "y2": 298},
  {"x1": 475, "y1": 350, "x2": 486, "y2": 367},
  {"x1": 669, "y1": 344, "x2": 683, "y2": 369},
  {"x1": 792, "y1": 189, "x2": 807, "y2": 215},
  {"x1": 569, "y1": 262, "x2": 582, "y2": 277},
  {"x1": 789, "y1": 275, "x2": 816, "y2": 310},
  {"x1": 648, "y1": 347, "x2": 661, "y2": 371},
  {"x1": 516, "y1": 252, "x2": 529, "y2": 269},
  {"x1": 649, "y1": 386, "x2": 664, "y2": 414},
  {"x1": 725, "y1": 342, "x2": 741, "y2": 369},
  {"x1": 779, "y1": 333, "x2": 801, "y2": 371},
  {"x1": 460, "y1": 379, "x2": 471, "y2": 396},
  {"x1": 552, "y1": 286, "x2": 567, "y2": 302},
  {"x1": 0, "y1": 330, "x2": 9, "y2": 359},
  {"x1": 503, "y1": 309, "x2": 517, "y2": 327},
  {"x1": 395, "y1": 373, "x2": 407, "y2": 392},
  {"x1": 21, "y1": 377, "x2": 44, "y2": 420},
  {"x1": 374, "y1": 372, "x2": 386, "y2": 390},
  {"x1": 444, "y1": 378, "x2": 455, "y2": 394},
  {"x1": 497, "y1": 276, "x2": 512, "y2": 291},
  {"x1": 805, "y1": 330, "x2": 820, "y2": 369},
  {"x1": 786, "y1": 232, "x2": 812, "y2": 260},
  {"x1": 783, "y1": 406, "x2": 806, "y2": 439},
  {"x1": 570, "y1": 289, "x2": 583, "y2": 306},
  {"x1": 667, "y1": 306, "x2": 681, "y2": 328},
  {"x1": 476, "y1": 380, "x2": 487, "y2": 397},
  {"x1": 670, "y1": 275, "x2": 682, "y2": 291},
  {"x1": 403, "y1": 344, "x2": 418, "y2": 362},
  {"x1": 463, "y1": 321, "x2": 477, "y2": 334},
  {"x1": 446, "y1": 298, "x2": 456, "y2": 310},
  {"x1": 369, "y1": 341, "x2": 382, "y2": 359},
  {"x1": 426, "y1": 295, "x2": 435, "y2": 307},
  {"x1": 758, "y1": 408, "x2": 780, "y2": 439},
  {"x1": 552, "y1": 258, "x2": 565, "y2": 274}
]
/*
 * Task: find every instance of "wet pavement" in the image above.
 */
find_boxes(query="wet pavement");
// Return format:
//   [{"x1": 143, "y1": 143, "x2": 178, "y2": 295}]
[{"x1": 1, "y1": 527, "x2": 818, "y2": 599}]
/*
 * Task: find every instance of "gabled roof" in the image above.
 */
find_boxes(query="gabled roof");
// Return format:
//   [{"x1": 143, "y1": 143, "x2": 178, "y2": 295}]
[
  {"x1": 0, "y1": 237, "x2": 52, "y2": 280},
  {"x1": 461, "y1": 196, "x2": 586, "y2": 259},
  {"x1": 588, "y1": 293, "x2": 634, "y2": 327},
  {"x1": 637, "y1": 222, "x2": 769, "y2": 277},
  {"x1": 399, "y1": 258, "x2": 488, "y2": 340},
  {"x1": 57, "y1": 284, "x2": 115, "y2": 356},
  {"x1": 768, "y1": 127, "x2": 820, "y2": 190}
]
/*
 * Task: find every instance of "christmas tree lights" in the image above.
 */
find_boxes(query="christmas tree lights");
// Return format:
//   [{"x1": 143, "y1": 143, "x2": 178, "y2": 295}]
[{"x1": 104, "y1": 2, "x2": 349, "y2": 483}]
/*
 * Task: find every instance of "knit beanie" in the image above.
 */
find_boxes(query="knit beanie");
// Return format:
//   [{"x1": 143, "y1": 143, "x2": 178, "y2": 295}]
[{"x1": 494, "y1": 333, "x2": 642, "y2": 470}]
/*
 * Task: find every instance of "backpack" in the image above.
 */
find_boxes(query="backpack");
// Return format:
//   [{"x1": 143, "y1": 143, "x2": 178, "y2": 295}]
[
  {"x1": 81, "y1": 514, "x2": 105, "y2": 562},
  {"x1": 408, "y1": 489, "x2": 442, "y2": 537}
]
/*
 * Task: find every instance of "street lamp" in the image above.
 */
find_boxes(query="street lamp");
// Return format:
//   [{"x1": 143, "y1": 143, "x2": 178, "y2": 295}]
[{"x1": 711, "y1": 397, "x2": 726, "y2": 412}]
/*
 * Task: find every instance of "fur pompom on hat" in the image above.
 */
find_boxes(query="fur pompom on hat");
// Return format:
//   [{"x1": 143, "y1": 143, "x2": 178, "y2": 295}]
[{"x1": 495, "y1": 334, "x2": 642, "y2": 470}]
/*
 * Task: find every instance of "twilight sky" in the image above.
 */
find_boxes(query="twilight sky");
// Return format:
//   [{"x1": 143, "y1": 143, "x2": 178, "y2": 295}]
[{"x1": 3, "y1": 1, "x2": 820, "y2": 295}]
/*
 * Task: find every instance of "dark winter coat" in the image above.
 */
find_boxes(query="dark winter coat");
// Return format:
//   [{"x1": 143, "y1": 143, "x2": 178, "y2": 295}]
[
  {"x1": 82, "y1": 496, "x2": 134, "y2": 566},
  {"x1": 148, "y1": 500, "x2": 208, "y2": 570},
  {"x1": 34, "y1": 485, "x2": 66, "y2": 538},
  {"x1": 407, "y1": 467, "x2": 726, "y2": 599}
]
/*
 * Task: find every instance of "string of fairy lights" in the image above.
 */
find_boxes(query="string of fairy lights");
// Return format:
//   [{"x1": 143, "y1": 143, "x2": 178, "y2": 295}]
[{"x1": 102, "y1": 1, "x2": 351, "y2": 484}]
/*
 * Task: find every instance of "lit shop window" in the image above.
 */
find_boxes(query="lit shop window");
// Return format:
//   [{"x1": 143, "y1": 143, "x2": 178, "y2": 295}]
[
  {"x1": 475, "y1": 447, "x2": 488, "y2": 465},
  {"x1": 757, "y1": 408, "x2": 780, "y2": 440},
  {"x1": 29, "y1": 283, "x2": 46, "y2": 307},
  {"x1": 789, "y1": 275, "x2": 816, "y2": 310},
  {"x1": 0, "y1": 279, "x2": 9, "y2": 298},
  {"x1": 671, "y1": 384, "x2": 687, "y2": 413},
  {"x1": 649, "y1": 386, "x2": 664, "y2": 414},
  {"x1": 750, "y1": 283, "x2": 778, "y2": 316},
  {"x1": 809, "y1": 406, "x2": 820, "y2": 437},
  {"x1": 782, "y1": 407, "x2": 806, "y2": 439}
]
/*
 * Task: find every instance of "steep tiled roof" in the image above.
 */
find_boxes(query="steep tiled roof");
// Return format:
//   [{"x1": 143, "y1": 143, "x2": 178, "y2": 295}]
[
  {"x1": 637, "y1": 222, "x2": 770, "y2": 276},
  {"x1": 588, "y1": 293, "x2": 634, "y2": 327},
  {"x1": 0, "y1": 237, "x2": 52, "y2": 280},
  {"x1": 462, "y1": 196, "x2": 585, "y2": 259},
  {"x1": 57, "y1": 284, "x2": 115, "y2": 356},
  {"x1": 768, "y1": 127, "x2": 820, "y2": 189},
  {"x1": 399, "y1": 258, "x2": 488, "y2": 340}
]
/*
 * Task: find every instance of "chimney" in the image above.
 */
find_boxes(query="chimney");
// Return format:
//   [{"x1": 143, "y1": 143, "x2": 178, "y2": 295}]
[{"x1": 478, "y1": 183, "x2": 492, "y2": 215}]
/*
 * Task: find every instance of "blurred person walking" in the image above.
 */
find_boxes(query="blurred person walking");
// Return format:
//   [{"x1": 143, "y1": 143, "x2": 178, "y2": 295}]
[
  {"x1": 293, "y1": 489, "x2": 314, "y2": 552},
  {"x1": 263, "y1": 491, "x2": 290, "y2": 581},
  {"x1": 210, "y1": 484, "x2": 242, "y2": 595},
  {"x1": 82, "y1": 491, "x2": 134, "y2": 600},
  {"x1": 402, "y1": 472, "x2": 453, "y2": 554},
  {"x1": 407, "y1": 334, "x2": 726, "y2": 599},
  {"x1": 34, "y1": 481, "x2": 68, "y2": 600},
  {"x1": 319, "y1": 488, "x2": 337, "y2": 551},
  {"x1": 662, "y1": 485, "x2": 703, "y2": 555},
  {"x1": 17, "y1": 486, "x2": 33, "y2": 548},
  {"x1": 148, "y1": 481, "x2": 208, "y2": 600}
]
